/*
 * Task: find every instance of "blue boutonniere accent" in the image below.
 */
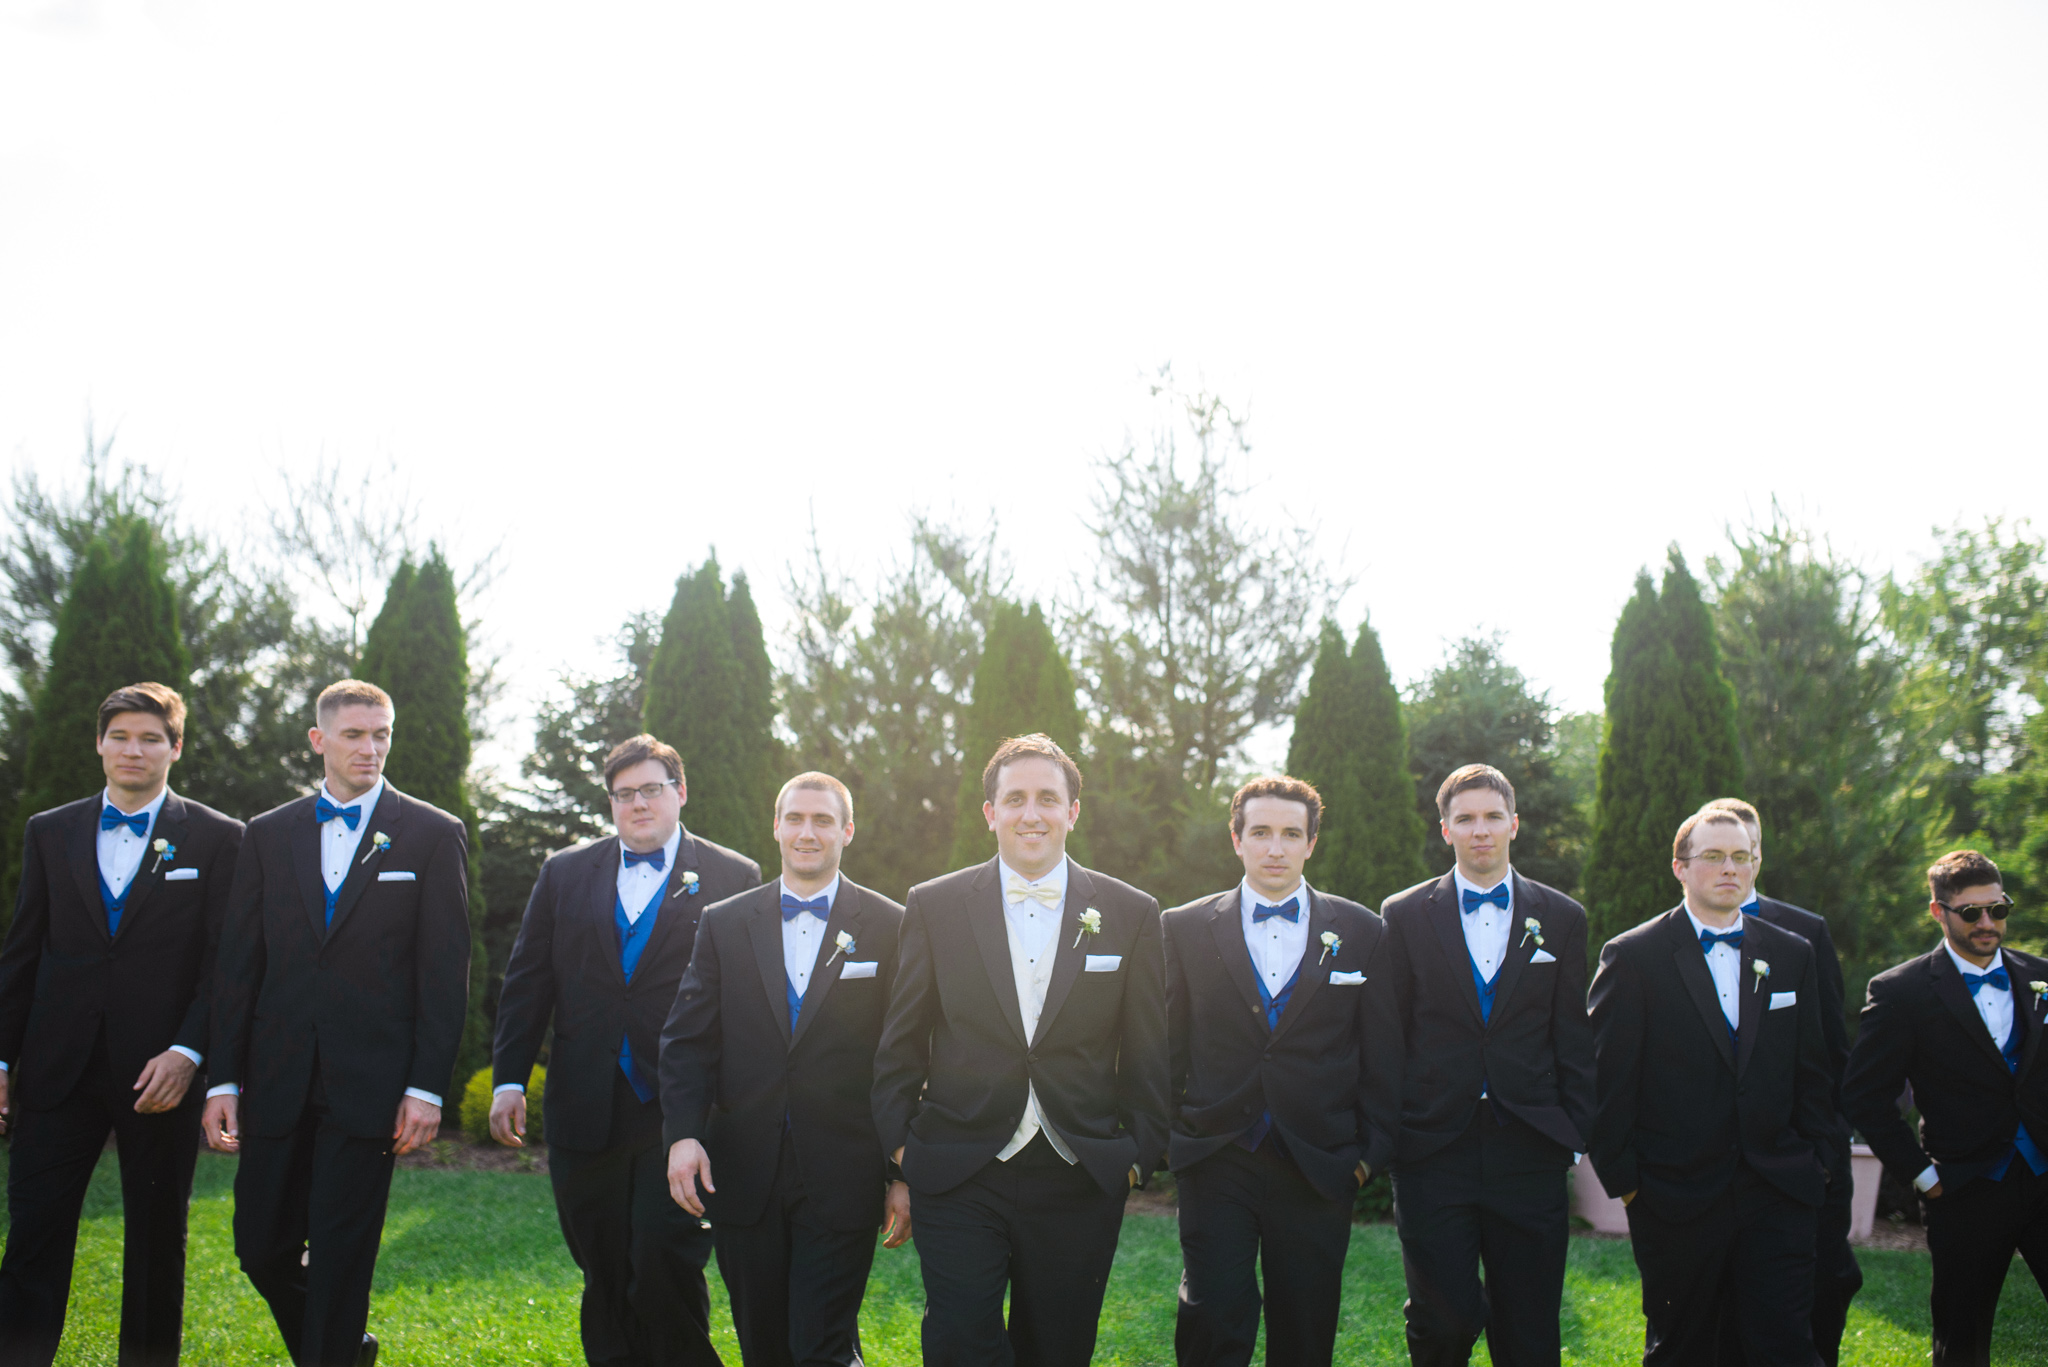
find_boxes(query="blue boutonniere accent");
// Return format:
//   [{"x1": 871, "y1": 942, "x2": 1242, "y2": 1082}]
[
  {"x1": 672, "y1": 869, "x2": 700, "y2": 899},
  {"x1": 151, "y1": 838, "x2": 176, "y2": 873},
  {"x1": 360, "y1": 831, "x2": 392, "y2": 866}
]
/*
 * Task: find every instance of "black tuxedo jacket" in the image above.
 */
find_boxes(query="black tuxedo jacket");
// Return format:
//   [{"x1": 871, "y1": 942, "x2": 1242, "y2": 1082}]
[
  {"x1": 1378, "y1": 871, "x2": 1596, "y2": 1162},
  {"x1": 0, "y1": 791, "x2": 244, "y2": 1108},
  {"x1": 1842, "y1": 943, "x2": 2048, "y2": 1191},
  {"x1": 210, "y1": 784, "x2": 471, "y2": 1139},
  {"x1": 1749, "y1": 895, "x2": 1849, "y2": 1097},
  {"x1": 872, "y1": 857, "x2": 1169, "y2": 1198},
  {"x1": 494, "y1": 827, "x2": 759, "y2": 1153},
  {"x1": 660, "y1": 877, "x2": 905, "y2": 1229},
  {"x1": 1162, "y1": 885, "x2": 1400, "y2": 1200},
  {"x1": 1589, "y1": 906, "x2": 1842, "y2": 1221}
]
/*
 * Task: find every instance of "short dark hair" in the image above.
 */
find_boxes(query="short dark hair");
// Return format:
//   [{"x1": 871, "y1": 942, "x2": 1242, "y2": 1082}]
[
  {"x1": 981, "y1": 733, "x2": 1083, "y2": 804},
  {"x1": 1230, "y1": 776, "x2": 1322, "y2": 840},
  {"x1": 1704, "y1": 797, "x2": 1761, "y2": 834},
  {"x1": 776, "y1": 771, "x2": 853, "y2": 825},
  {"x1": 1435, "y1": 764, "x2": 1516, "y2": 821},
  {"x1": 603, "y1": 734, "x2": 685, "y2": 789},
  {"x1": 98, "y1": 682, "x2": 186, "y2": 747},
  {"x1": 1929, "y1": 849, "x2": 2002, "y2": 906},
  {"x1": 1674, "y1": 807, "x2": 1748, "y2": 861},
  {"x1": 316, "y1": 679, "x2": 395, "y2": 724}
]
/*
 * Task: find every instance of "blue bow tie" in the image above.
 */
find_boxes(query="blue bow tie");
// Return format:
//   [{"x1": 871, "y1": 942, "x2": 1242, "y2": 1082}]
[
  {"x1": 1461, "y1": 884, "x2": 1509, "y2": 915},
  {"x1": 100, "y1": 805, "x2": 149, "y2": 837},
  {"x1": 1965, "y1": 965, "x2": 2011, "y2": 997},
  {"x1": 622, "y1": 846, "x2": 666, "y2": 871},
  {"x1": 1700, "y1": 928, "x2": 1745, "y2": 952},
  {"x1": 1252, "y1": 898, "x2": 1300, "y2": 924},
  {"x1": 781, "y1": 892, "x2": 830, "y2": 922},
  {"x1": 314, "y1": 795, "x2": 361, "y2": 830}
]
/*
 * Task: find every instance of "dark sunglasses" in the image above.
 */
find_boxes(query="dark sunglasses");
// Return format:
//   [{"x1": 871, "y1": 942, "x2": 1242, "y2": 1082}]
[{"x1": 1939, "y1": 898, "x2": 2016, "y2": 923}]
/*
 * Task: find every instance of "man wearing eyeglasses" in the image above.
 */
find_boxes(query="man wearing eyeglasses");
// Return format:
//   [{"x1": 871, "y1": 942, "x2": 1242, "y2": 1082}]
[
  {"x1": 1843, "y1": 851, "x2": 2048, "y2": 1366},
  {"x1": 491, "y1": 734, "x2": 760, "y2": 1367},
  {"x1": 1588, "y1": 805, "x2": 1840, "y2": 1367}
]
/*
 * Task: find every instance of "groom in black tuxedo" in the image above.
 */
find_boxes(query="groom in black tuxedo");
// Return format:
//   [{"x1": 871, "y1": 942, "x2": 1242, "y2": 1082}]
[
  {"x1": 1379, "y1": 764, "x2": 1595, "y2": 1367},
  {"x1": 1588, "y1": 805, "x2": 1840, "y2": 1367},
  {"x1": 1843, "y1": 850, "x2": 2048, "y2": 1366},
  {"x1": 491, "y1": 734, "x2": 759, "y2": 1367},
  {"x1": 0, "y1": 683, "x2": 244, "y2": 1367},
  {"x1": 873, "y1": 733, "x2": 1169, "y2": 1367},
  {"x1": 204, "y1": 679, "x2": 472, "y2": 1367},
  {"x1": 664, "y1": 771, "x2": 909, "y2": 1367},
  {"x1": 1163, "y1": 776, "x2": 1400, "y2": 1367}
]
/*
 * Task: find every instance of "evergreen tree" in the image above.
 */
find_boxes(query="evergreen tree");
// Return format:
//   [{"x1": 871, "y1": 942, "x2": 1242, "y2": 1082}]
[
  {"x1": 1285, "y1": 619, "x2": 1427, "y2": 908},
  {"x1": 356, "y1": 550, "x2": 491, "y2": 1084},
  {"x1": 949, "y1": 601, "x2": 1087, "y2": 868},
  {"x1": 643, "y1": 557, "x2": 779, "y2": 868},
  {"x1": 8, "y1": 522, "x2": 192, "y2": 915},
  {"x1": 1584, "y1": 548, "x2": 1745, "y2": 951}
]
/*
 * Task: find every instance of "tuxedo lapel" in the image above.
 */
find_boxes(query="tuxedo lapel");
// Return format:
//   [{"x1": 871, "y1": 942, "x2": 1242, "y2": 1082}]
[
  {"x1": 1929, "y1": 949, "x2": 2013, "y2": 1074},
  {"x1": 2014, "y1": 953, "x2": 2048, "y2": 1085},
  {"x1": 633, "y1": 835, "x2": 693, "y2": 976},
  {"x1": 114, "y1": 792, "x2": 187, "y2": 936},
  {"x1": 967, "y1": 860, "x2": 1029, "y2": 1047},
  {"x1": 290, "y1": 797, "x2": 327, "y2": 943},
  {"x1": 589, "y1": 839, "x2": 627, "y2": 988},
  {"x1": 1271, "y1": 889, "x2": 1333, "y2": 1042},
  {"x1": 1487, "y1": 874, "x2": 1541, "y2": 1021},
  {"x1": 1207, "y1": 891, "x2": 1264, "y2": 1019},
  {"x1": 1425, "y1": 874, "x2": 1484, "y2": 1026},
  {"x1": 1667, "y1": 910, "x2": 1738, "y2": 1074},
  {"x1": 1033, "y1": 862, "x2": 1091, "y2": 1045},
  {"x1": 66, "y1": 800, "x2": 109, "y2": 945},
  {"x1": 792, "y1": 882, "x2": 865, "y2": 1047},
  {"x1": 325, "y1": 786, "x2": 406, "y2": 940},
  {"x1": 1735, "y1": 921, "x2": 1765, "y2": 1079},
  {"x1": 746, "y1": 888, "x2": 793, "y2": 1046}
]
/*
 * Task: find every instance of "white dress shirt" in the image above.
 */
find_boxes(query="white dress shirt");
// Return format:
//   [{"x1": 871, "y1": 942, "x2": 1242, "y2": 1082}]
[
  {"x1": 1915, "y1": 944, "x2": 2015, "y2": 1192},
  {"x1": 616, "y1": 826, "x2": 683, "y2": 926},
  {"x1": 1239, "y1": 878, "x2": 1310, "y2": 996},
  {"x1": 781, "y1": 873, "x2": 842, "y2": 1000},
  {"x1": 1685, "y1": 903, "x2": 1744, "y2": 1032},
  {"x1": 1453, "y1": 866, "x2": 1515, "y2": 985},
  {"x1": 995, "y1": 856, "x2": 1077, "y2": 1164}
]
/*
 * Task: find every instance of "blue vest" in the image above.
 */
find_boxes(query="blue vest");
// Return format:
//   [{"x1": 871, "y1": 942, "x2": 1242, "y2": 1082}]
[
  {"x1": 98, "y1": 872, "x2": 130, "y2": 938},
  {"x1": 612, "y1": 879, "x2": 668, "y2": 1103},
  {"x1": 1991, "y1": 1005, "x2": 2048, "y2": 1180},
  {"x1": 1235, "y1": 961, "x2": 1303, "y2": 1153}
]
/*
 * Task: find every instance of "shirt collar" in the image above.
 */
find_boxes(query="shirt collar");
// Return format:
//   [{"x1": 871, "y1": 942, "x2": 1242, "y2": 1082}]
[
  {"x1": 1943, "y1": 939, "x2": 2006, "y2": 982},
  {"x1": 101, "y1": 786, "x2": 170, "y2": 827},
  {"x1": 1685, "y1": 902, "x2": 1745, "y2": 941},
  {"x1": 1240, "y1": 878, "x2": 1308, "y2": 916},
  {"x1": 318, "y1": 777, "x2": 384, "y2": 819},
  {"x1": 1452, "y1": 865, "x2": 1513, "y2": 902},
  {"x1": 998, "y1": 856, "x2": 1069, "y2": 899},
  {"x1": 780, "y1": 872, "x2": 842, "y2": 907}
]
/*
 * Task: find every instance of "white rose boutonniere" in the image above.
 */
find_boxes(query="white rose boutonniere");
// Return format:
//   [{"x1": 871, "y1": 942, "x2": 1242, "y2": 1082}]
[
  {"x1": 830, "y1": 930, "x2": 855, "y2": 965},
  {"x1": 1319, "y1": 930, "x2": 1341, "y2": 965},
  {"x1": 151, "y1": 838, "x2": 176, "y2": 873},
  {"x1": 1073, "y1": 907, "x2": 1103, "y2": 949},
  {"x1": 1520, "y1": 917, "x2": 1544, "y2": 949},
  {"x1": 672, "y1": 869, "x2": 700, "y2": 899},
  {"x1": 1751, "y1": 959, "x2": 1771, "y2": 993},
  {"x1": 359, "y1": 831, "x2": 391, "y2": 865},
  {"x1": 2031, "y1": 980, "x2": 2047, "y2": 1009}
]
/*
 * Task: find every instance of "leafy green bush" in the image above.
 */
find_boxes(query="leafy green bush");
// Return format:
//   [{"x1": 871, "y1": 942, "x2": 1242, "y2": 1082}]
[{"x1": 461, "y1": 1064, "x2": 545, "y2": 1144}]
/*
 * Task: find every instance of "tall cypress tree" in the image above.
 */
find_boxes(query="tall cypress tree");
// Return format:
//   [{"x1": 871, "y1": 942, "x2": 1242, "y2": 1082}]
[
  {"x1": 357, "y1": 549, "x2": 491, "y2": 1084},
  {"x1": 8, "y1": 521, "x2": 191, "y2": 911},
  {"x1": 1286, "y1": 618, "x2": 1428, "y2": 909},
  {"x1": 949, "y1": 601, "x2": 1087, "y2": 869},
  {"x1": 642, "y1": 557, "x2": 779, "y2": 867},
  {"x1": 1584, "y1": 547, "x2": 1744, "y2": 951}
]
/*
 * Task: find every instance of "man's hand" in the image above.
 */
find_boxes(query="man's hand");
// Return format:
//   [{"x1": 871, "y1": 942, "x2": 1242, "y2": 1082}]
[
  {"x1": 391, "y1": 1096, "x2": 441, "y2": 1156},
  {"x1": 0, "y1": 1069, "x2": 10, "y2": 1135},
  {"x1": 1356, "y1": 1161, "x2": 1371, "y2": 1187},
  {"x1": 202, "y1": 1094, "x2": 240, "y2": 1152},
  {"x1": 669, "y1": 1139, "x2": 715, "y2": 1216},
  {"x1": 1620, "y1": 1189, "x2": 1637, "y2": 1207},
  {"x1": 489, "y1": 1089, "x2": 527, "y2": 1148},
  {"x1": 880, "y1": 1180, "x2": 912, "y2": 1248},
  {"x1": 1925, "y1": 1182, "x2": 1944, "y2": 1199},
  {"x1": 892, "y1": 1145, "x2": 904, "y2": 1166},
  {"x1": 132, "y1": 1050, "x2": 198, "y2": 1114}
]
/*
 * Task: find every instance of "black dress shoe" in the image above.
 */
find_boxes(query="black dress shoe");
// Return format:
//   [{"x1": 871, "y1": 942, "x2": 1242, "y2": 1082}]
[{"x1": 358, "y1": 1334, "x2": 378, "y2": 1367}]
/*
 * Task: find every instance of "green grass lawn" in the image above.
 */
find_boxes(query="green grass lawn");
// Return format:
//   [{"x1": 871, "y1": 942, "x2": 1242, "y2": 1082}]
[{"x1": 15, "y1": 1150, "x2": 2048, "y2": 1364}]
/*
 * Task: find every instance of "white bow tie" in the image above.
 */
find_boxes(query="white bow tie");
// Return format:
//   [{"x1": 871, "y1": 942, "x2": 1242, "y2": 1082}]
[{"x1": 1005, "y1": 878, "x2": 1062, "y2": 908}]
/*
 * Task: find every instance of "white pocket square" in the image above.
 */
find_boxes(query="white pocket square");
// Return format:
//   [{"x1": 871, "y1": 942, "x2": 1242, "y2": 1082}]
[
  {"x1": 1769, "y1": 991, "x2": 1797, "y2": 1010},
  {"x1": 377, "y1": 871, "x2": 417, "y2": 882},
  {"x1": 1084, "y1": 955, "x2": 1121, "y2": 972},
  {"x1": 1530, "y1": 949, "x2": 1557, "y2": 964},
  {"x1": 839, "y1": 960, "x2": 878, "y2": 979},
  {"x1": 163, "y1": 867, "x2": 200, "y2": 881},
  {"x1": 1328, "y1": 970, "x2": 1366, "y2": 985}
]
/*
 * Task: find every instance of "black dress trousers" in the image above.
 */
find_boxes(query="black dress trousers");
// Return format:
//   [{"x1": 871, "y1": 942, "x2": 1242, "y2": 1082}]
[
  {"x1": 546, "y1": 1070, "x2": 720, "y2": 1367},
  {"x1": 712, "y1": 1131, "x2": 877, "y2": 1367},
  {"x1": 1391, "y1": 1104, "x2": 1571, "y2": 1367},
  {"x1": 1173, "y1": 1138, "x2": 1353, "y2": 1367},
  {"x1": 1715, "y1": 1152, "x2": 1862, "y2": 1367},
  {"x1": 910, "y1": 1133, "x2": 1128, "y2": 1367},
  {"x1": 1922, "y1": 1162, "x2": 2048, "y2": 1367},
  {"x1": 0, "y1": 1036, "x2": 202, "y2": 1367}
]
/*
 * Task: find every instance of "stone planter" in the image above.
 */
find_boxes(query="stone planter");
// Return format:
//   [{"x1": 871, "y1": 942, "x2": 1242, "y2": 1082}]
[{"x1": 1574, "y1": 1143, "x2": 1887, "y2": 1240}]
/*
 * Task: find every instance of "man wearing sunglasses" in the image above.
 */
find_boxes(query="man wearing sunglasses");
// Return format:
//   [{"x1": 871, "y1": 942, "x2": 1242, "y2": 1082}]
[{"x1": 1844, "y1": 851, "x2": 2048, "y2": 1366}]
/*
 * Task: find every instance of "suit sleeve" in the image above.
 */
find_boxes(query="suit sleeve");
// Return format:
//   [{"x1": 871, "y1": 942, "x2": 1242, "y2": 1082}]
[
  {"x1": 659, "y1": 911, "x2": 725, "y2": 1150},
  {"x1": 872, "y1": 887, "x2": 938, "y2": 1156},
  {"x1": 1841, "y1": 970, "x2": 1926, "y2": 1182},
  {"x1": 408, "y1": 817, "x2": 472, "y2": 1101},
  {"x1": 209, "y1": 824, "x2": 270, "y2": 1091},
  {"x1": 173, "y1": 817, "x2": 245, "y2": 1060},
  {"x1": 1809, "y1": 914, "x2": 1850, "y2": 1100},
  {"x1": 492, "y1": 856, "x2": 561, "y2": 1090},
  {"x1": 1356, "y1": 921, "x2": 1402, "y2": 1175},
  {"x1": 1551, "y1": 902, "x2": 1597, "y2": 1149},
  {"x1": 1790, "y1": 945, "x2": 1845, "y2": 1173},
  {"x1": 1587, "y1": 936, "x2": 1645, "y2": 1200},
  {"x1": 1164, "y1": 916, "x2": 1191, "y2": 1109},
  {"x1": 1119, "y1": 897, "x2": 1170, "y2": 1178},
  {"x1": 0, "y1": 818, "x2": 54, "y2": 1066}
]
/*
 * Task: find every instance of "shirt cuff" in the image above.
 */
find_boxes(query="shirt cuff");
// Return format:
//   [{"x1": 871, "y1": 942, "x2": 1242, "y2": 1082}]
[
  {"x1": 404, "y1": 1087, "x2": 443, "y2": 1107},
  {"x1": 1914, "y1": 1164, "x2": 1940, "y2": 1192},
  {"x1": 169, "y1": 1045, "x2": 203, "y2": 1067},
  {"x1": 493, "y1": 1083, "x2": 525, "y2": 1095},
  {"x1": 206, "y1": 1082, "x2": 240, "y2": 1098}
]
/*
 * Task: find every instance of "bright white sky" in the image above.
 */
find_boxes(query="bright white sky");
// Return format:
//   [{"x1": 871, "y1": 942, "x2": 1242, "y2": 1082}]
[{"x1": 5, "y1": 0, "x2": 2048, "y2": 769}]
